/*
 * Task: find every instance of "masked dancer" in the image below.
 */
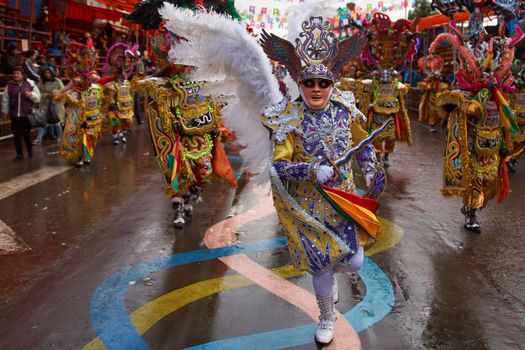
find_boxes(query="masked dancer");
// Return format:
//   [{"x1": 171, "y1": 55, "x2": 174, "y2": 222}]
[
  {"x1": 431, "y1": 0, "x2": 523, "y2": 232},
  {"x1": 161, "y1": 7, "x2": 390, "y2": 343},
  {"x1": 56, "y1": 38, "x2": 104, "y2": 167}
]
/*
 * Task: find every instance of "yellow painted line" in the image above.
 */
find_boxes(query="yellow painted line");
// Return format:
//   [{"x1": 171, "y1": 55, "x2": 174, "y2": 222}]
[
  {"x1": 366, "y1": 218, "x2": 404, "y2": 257},
  {"x1": 0, "y1": 165, "x2": 71, "y2": 201},
  {"x1": 82, "y1": 265, "x2": 304, "y2": 350},
  {"x1": 82, "y1": 184, "x2": 403, "y2": 350}
]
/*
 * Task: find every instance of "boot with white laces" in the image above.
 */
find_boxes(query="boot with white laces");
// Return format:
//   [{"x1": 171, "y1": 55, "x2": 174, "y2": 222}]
[
  {"x1": 315, "y1": 293, "x2": 337, "y2": 344},
  {"x1": 332, "y1": 276, "x2": 339, "y2": 304}
]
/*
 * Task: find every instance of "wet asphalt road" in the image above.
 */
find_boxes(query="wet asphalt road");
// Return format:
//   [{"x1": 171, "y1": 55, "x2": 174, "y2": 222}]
[{"x1": 0, "y1": 114, "x2": 524, "y2": 350}]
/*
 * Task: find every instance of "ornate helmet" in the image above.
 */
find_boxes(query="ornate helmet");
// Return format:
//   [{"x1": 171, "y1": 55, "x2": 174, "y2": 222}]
[
  {"x1": 260, "y1": 16, "x2": 367, "y2": 82},
  {"x1": 104, "y1": 43, "x2": 141, "y2": 79},
  {"x1": 418, "y1": 54, "x2": 445, "y2": 77},
  {"x1": 64, "y1": 36, "x2": 98, "y2": 83},
  {"x1": 361, "y1": 13, "x2": 418, "y2": 72}
]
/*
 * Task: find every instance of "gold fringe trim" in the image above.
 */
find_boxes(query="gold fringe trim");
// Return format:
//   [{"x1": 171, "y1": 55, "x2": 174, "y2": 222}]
[
  {"x1": 177, "y1": 103, "x2": 211, "y2": 119},
  {"x1": 436, "y1": 90, "x2": 465, "y2": 107}
]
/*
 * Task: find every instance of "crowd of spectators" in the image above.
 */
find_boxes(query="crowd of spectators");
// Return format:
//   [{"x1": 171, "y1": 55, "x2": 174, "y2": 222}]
[{"x1": 0, "y1": 20, "x2": 161, "y2": 161}]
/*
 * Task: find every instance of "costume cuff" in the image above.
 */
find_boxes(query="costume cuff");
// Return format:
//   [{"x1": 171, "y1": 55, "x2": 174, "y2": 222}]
[
  {"x1": 355, "y1": 144, "x2": 377, "y2": 175},
  {"x1": 273, "y1": 160, "x2": 312, "y2": 182}
]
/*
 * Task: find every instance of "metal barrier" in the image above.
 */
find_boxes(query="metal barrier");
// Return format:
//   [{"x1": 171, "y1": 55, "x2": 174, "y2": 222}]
[
  {"x1": 407, "y1": 87, "x2": 422, "y2": 112},
  {"x1": 0, "y1": 87, "x2": 12, "y2": 139},
  {"x1": 0, "y1": 118, "x2": 12, "y2": 140}
]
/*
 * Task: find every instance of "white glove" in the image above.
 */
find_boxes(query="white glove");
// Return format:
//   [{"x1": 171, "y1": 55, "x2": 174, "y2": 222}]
[
  {"x1": 316, "y1": 165, "x2": 334, "y2": 184},
  {"x1": 365, "y1": 173, "x2": 374, "y2": 187}
]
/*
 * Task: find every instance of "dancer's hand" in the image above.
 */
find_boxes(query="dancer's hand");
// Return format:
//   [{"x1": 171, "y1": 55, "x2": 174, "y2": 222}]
[
  {"x1": 316, "y1": 165, "x2": 334, "y2": 184},
  {"x1": 365, "y1": 173, "x2": 374, "y2": 187}
]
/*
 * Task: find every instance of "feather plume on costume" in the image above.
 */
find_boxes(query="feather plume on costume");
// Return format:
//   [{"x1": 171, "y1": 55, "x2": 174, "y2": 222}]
[
  {"x1": 159, "y1": 5, "x2": 282, "y2": 183},
  {"x1": 283, "y1": 73, "x2": 299, "y2": 100},
  {"x1": 429, "y1": 32, "x2": 480, "y2": 85},
  {"x1": 127, "y1": 0, "x2": 240, "y2": 29},
  {"x1": 286, "y1": 0, "x2": 340, "y2": 42},
  {"x1": 127, "y1": 0, "x2": 196, "y2": 29}
]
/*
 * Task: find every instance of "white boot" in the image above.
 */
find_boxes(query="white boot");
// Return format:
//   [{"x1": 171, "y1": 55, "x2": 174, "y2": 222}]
[
  {"x1": 173, "y1": 215, "x2": 185, "y2": 228},
  {"x1": 112, "y1": 133, "x2": 120, "y2": 145},
  {"x1": 315, "y1": 293, "x2": 336, "y2": 344},
  {"x1": 332, "y1": 276, "x2": 339, "y2": 304},
  {"x1": 172, "y1": 197, "x2": 185, "y2": 228},
  {"x1": 119, "y1": 131, "x2": 127, "y2": 143}
]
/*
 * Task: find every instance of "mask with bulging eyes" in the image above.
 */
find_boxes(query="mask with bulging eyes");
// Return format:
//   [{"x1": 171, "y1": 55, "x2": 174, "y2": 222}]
[
  {"x1": 379, "y1": 69, "x2": 392, "y2": 83},
  {"x1": 299, "y1": 78, "x2": 333, "y2": 110}
]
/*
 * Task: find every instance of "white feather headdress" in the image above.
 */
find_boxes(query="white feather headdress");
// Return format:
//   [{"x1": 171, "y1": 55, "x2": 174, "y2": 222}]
[
  {"x1": 159, "y1": 4, "x2": 282, "y2": 184},
  {"x1": 286, "y1": 0, "x2": 341, "y2": 42}
]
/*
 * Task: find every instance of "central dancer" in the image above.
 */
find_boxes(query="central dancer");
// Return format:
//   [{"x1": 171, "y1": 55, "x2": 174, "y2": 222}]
[
  {"x1": 160, "y1": 6, "x2": 389, "y2": 344},
  {"x1": 260, "y1": 17, "x2": 386, "y2": 344}
]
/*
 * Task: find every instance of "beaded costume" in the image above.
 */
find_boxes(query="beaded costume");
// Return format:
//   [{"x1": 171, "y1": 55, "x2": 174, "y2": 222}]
[
  {"x1": 128, "y1": 1, "x2": 238, "y2": 227},
  {"x1": 260, "y1": 16, "x2": 390, "y2": 344},
  {"x1": 160, "y1": 6, "x2": 391, "y2": 343},
  {"x1": 103, "y1": 43, "x2": 141, "y2": 145},
  {"x1": 508, "y1": 60, "x2": 525, "y2": 170},
  {"x1": 134, "y1": 75, "x2": 236, "y2": 196},
  {"x1": 57, "y1": 38, "x2": 104, "y2": 166},
  {"x1": 259, "y1": 17, "x2": 387, "y2": 273},
  {"x1": 430, "y1": 0, "x2": 523, "y2": 231},
  {"x1": 263, "y1": 90, "x2": 384, "y2": 273},
  {"x1": 344, "y1": 13, "x2": 417, "y2": 166}
]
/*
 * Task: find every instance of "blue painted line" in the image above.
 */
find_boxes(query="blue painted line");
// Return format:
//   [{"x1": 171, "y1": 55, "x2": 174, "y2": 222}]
[
  {"x1": 91, "y1": 239, "x2": 393, "y2": 350},
  {"x1": 91, "y1": 237, "x2": 288, "y2": 350},
  {"x1": 346, "y1": 258, "x2": 394, "y2": 332},
  {"x1": 184, "y1": 257, "x2": 393, "y2": 350}
]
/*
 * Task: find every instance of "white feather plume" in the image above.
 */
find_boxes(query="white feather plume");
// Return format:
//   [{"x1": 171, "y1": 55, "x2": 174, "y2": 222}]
[
  {"x1": 283, "y1": 73, "x2": 299, "y2": 101},
  {"x1": 159, "y1": 4, "x2": 282, "y2": 184},
  {"x1": 286, "y1": 0, "x2": 341, "y2": 42}
]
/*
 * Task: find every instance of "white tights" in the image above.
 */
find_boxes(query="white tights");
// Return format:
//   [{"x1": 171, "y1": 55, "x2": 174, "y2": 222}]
[{"x1": 312, "y1": 245, "x2": 364, "y2": 297}]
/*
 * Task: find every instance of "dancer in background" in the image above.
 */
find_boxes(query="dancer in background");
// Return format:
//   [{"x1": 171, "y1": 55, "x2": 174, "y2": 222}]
[
  {"x1": 417, "y1": 54, "x2": 449, "y2": 132},
  {"x1": 507, "y1": 60, "x2": 525, "y2": 172},
  {"x1": 103, "y1": 43, "x2": 141, "y2": 145},
  {"x1": 356, "y1": 13, "x2": 418, "y2": 167},
  {"x1": 128, "y1": 1, "x2": 238, "y2": 228},
  {"x1": 431, "y1": 0, "x2": 523, "y2": 232},
  {"x1": 56, "y1": 38, "x2": 104, "y2": 167}
]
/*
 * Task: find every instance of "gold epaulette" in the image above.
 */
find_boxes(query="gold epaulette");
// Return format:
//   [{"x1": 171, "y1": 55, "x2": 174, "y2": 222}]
[{"x1": 437, "y1": 90, "x2": 466, "y2": 107}]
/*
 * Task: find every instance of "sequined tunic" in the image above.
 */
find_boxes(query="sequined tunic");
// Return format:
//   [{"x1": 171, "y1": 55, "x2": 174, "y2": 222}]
[
  {"x1": 133, "y1": 76, "x2": 235, "y2": 196},
  {"x1": 439, "y1": 89, "x2": 507, "y2": 209},
  {"x1": 263, "y1": 91, "x2": 382, "y2": 274},
  {"x1": 58, "y1": 84, "x2": 103, "y2": 160},
  {"x1": 417, "y1": 78, "x2": 449, "y2": 126},
  {"x1": 360, "y1": 79, "x2": 412, "y2": 145},
  {"x1": 104, "y1": 79, "x2": 134, "y2": 120}
]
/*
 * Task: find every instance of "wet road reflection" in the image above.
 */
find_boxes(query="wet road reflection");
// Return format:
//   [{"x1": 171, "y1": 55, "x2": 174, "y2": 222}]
[{"x1": 0, "y1": 116, "x2": 523, "y2": 350}]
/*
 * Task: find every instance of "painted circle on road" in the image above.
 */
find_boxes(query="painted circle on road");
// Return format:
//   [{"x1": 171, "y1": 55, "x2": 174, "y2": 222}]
[{"x1": 84, "y1": 219, "x2": 402, "y2": 349}]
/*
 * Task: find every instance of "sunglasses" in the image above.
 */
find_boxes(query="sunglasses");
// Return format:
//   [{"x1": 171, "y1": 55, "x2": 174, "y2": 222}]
[{"x1": 301, "y1": 79, "x2": 332, "y2": 89}]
